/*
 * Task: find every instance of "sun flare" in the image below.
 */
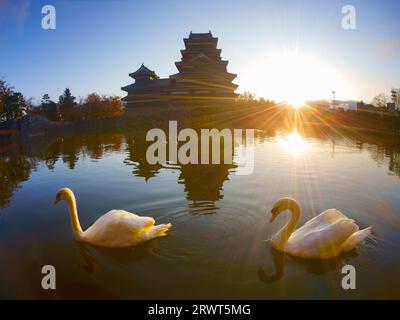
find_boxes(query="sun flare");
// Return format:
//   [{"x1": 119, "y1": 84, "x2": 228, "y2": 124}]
[{"x1": 278, "y1": 131, "x2": 308, "y2": 157}]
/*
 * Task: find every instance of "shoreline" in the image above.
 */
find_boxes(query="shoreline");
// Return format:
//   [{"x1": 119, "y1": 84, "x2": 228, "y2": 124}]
[{"x1": 1, "y1": 104, "x2": 400, "y2": 148}]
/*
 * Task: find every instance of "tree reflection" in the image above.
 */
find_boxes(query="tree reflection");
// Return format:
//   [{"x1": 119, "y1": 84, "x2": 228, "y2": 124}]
[
  {"x1": 0, "y1": 145, "x2": 36, "y2": 208},
  {"x1": 0, "y1": 131, "x2": 125, "y2": 208}
]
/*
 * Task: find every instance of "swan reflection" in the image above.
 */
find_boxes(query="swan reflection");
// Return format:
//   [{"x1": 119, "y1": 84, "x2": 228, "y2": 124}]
[
  {"x1": 75, "y1": 238, "x2": 161, "y2": 274},
  {"x1": 258, "y1": 244, "x2": 359, "y2": 284}
]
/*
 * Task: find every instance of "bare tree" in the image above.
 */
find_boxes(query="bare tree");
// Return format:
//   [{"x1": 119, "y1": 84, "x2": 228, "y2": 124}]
[{"x1": 371, "y1": 93, "x2": 388, "y2": 108}]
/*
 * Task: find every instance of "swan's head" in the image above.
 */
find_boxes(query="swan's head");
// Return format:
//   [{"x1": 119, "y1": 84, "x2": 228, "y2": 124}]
[
  {"x1": 270, "y1": 197, "x2": 299, "y2": 223},
  {"x1": 53, "y1": 188, "x2": 74, "y2": 205}
]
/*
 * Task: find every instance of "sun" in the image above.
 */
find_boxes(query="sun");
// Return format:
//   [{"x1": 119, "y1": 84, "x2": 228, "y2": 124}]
[
  {"x1": 286, "y1": 97, "x2": 304, "y2": 109},
  {"x1": 238, "y1": 51, "x2": 348, "y2": 103}
]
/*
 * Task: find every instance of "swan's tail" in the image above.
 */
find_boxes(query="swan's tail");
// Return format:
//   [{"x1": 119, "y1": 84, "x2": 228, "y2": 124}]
[
  {"x1": 341, "y1": 227, "x2": 372, "y2": 253},
  {"x1": 148, "y1": 223, "x2": 172, "y2": 240}
]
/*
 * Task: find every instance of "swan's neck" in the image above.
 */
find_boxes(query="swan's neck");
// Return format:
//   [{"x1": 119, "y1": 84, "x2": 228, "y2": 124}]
[
  {"x1": 66, "y1": 193, "x2": 84, "y2": 240},
  {"x1": 272, "y1": 201, "x2": 300, "y2": 250}
]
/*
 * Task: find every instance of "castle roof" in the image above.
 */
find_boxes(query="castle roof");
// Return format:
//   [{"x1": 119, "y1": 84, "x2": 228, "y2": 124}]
[
  {"x1": 187, "y1": 31, "x2": 214, "y2": 39},
  {"x1": 121, "y1": 78, "x2": 171, "y2": 93},
  {"x1": 129, "y1": 64, "x2": 159, "y2": 79}
]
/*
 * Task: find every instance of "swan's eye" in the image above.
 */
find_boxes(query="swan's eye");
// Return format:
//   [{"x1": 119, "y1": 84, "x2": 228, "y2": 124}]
[{"x1": 56, "y1": 192, "x2": 64, "y2": 201}]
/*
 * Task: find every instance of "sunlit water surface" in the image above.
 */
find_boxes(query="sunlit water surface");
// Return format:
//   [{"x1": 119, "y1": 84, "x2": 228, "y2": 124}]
[{"x1": 1, "y1": 128, "x2": 400, "y2": 299}]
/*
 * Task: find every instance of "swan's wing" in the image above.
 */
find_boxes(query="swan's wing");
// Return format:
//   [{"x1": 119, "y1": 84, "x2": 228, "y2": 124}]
[
  {"x1": 288, "y1": 218, "x2": 359, "y2": 259},
  {"x1": 302, "y1": 209, "x2": 348, "y2": 229},
  {"x1": 93, "y1": 210, "x2": 154, "y2": 229},
  {"x1": 288, "y1": 209, "x2": 348, "y2": 244},
  {"x1": 82, "y1": 210, "x2": 155, "y2": 245},
  {"x1": 111, "y1": 210, "x2": 155, "y2": 230}
]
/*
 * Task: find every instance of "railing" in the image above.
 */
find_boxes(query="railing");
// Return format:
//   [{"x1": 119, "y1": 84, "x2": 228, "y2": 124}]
[
  {"x1": 0, "y1": 129, "x2": 15, "y2": 136},
  {"x1": 0, "y1": 129, "x2": 16, "y2": 153}
]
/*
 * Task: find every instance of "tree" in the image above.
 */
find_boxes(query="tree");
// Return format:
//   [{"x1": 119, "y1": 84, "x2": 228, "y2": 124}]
[
  {"x1": 258, "y1": 97, "x2": 275, "y2": 106},
  {"x1": 83, "y1": 93, "x2": 124, "y2": 120},
  {"x1": 3, "y1": 92, "x2": 27, "y2": 121},
  {"x1": 58, "y1": 88, "x2": 76, "y2": 108},
  {"x1": 371, "y1": 93, "x2": 388, "y2": 108},
  {"x1": 58, "y1": 88, "x2": 79, "y2": 121},
  {"x1": 24, "y1": 97, "x2": 35, "y2": 115},
  {"x1": 238, "y1": 91, "x2": 256, "y2": 102},
  {"x1": 0, "y1": 79, "x2": 14, "y2": 121},
  {"x1": 41, "y1": 94, "x2": 58, "y2": 121}
]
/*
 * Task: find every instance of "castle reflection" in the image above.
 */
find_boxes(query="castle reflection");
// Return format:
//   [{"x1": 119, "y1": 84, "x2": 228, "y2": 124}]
[
  {"x1": 122, "y1": 128, "x2": 237, "y2": 211},
  {"x1": 124, "y1": 131, "x2": 162, "y2": 181},
  {"x1": 179, "y1": 163, "x2": 235, "y2": 213},
  {"x1": 1, "y1": 125, "x2": 400, "y2": 211}
]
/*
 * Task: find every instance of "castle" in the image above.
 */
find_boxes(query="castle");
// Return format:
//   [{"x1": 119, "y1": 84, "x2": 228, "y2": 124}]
[{"x1": 121, "y1": 31, "x2": 238, "y2": 107}]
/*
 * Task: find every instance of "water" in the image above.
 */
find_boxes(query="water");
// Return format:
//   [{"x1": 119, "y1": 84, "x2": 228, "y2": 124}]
[{"x1": 1, "y1": 124, "x2": 400, "y2": 299}]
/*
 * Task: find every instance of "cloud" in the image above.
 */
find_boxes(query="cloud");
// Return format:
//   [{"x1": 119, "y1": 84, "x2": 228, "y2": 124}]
[
  {"x1": 0, "y1": 0, "x2": 32, "y2": 30},
  {"x1": 15, "y1": 0, "x2": 31, "y2": 29},
  {"x1": 376, "y1": 37, "x2": 400, "y2": 61}
]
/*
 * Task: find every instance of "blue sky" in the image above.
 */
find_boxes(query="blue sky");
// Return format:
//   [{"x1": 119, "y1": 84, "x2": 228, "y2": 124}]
[{"x1": 0, "y1": 0, "x2": 399, "y2": 103}]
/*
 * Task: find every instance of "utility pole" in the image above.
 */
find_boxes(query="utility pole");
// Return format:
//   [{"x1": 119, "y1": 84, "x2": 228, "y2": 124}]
[{"x1": 332, "y1": 91, "x2": 336, "y2": 109}]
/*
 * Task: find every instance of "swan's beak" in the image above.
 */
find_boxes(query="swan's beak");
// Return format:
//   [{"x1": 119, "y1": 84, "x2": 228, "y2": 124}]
[
  {"x1": 53, "y1": 198, "x2": 60, "y2": 205},
  {"x1": 270, "y1": 209, "x2": 278, "y2": 223}
]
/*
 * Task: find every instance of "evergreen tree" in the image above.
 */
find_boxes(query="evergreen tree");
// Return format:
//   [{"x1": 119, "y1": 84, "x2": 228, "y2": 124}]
[
  {"x1": 0, "y1": 79, "x2": 14, "y2": 121},
  {"x1": 3, "y1": 92, "x2": 27, "y2": 121},
  {"x1": 58, "y1": 88, "x2": 79, "y2": 121},
  {"x1": 58, "y1": 88, "x2": 76, "y2": 109},
  {"x1": 41, "y1": 94, "x2": 58, "y2": 121}
]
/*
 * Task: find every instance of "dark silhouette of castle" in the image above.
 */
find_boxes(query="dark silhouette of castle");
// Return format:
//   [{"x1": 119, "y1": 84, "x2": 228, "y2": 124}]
[{"x1": 121, "y1": 31, "x2": 238, "y2": 107}]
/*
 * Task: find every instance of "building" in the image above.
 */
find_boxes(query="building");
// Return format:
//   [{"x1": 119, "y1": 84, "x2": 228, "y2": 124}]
[
  {"x1": 121, "y1": 31, "x2": 238, "y2": 107},
  {"x1": 391, "y1": 89, "x2": 399, "y2": 111},
  {"x1": 357, "y1": 101, "x2": 376, "y2": 112},
  {"x1": 166, "y1": 32, "x2": 238, "y2": 102},
  {"x1": 387, "y1": 102, "x2": 396, "y2": 112},
  {"x1": 121, "y1": 65, "x2": 171, "y2": 107}
]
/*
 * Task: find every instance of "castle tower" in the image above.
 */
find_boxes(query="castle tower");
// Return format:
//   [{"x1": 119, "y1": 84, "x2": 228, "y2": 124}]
[{"x1": 167, "y1": 31, "x2": 238, "y2": 101}]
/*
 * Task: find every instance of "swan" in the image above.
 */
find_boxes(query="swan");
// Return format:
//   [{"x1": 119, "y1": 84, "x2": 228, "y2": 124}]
[
  {"x1": 269, "y1": 197, "x2": 371, "y2": 259},
  {"x1": 53, "y1": 188, "x2": 172, "y2": 247}
]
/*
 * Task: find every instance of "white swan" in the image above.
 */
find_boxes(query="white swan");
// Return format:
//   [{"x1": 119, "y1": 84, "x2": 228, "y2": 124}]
[
  {"x1": 269, "y1": 197, "x2": 371, "y2": 259},
  {"x1": 53, "y1": 188, "x2": 172, "y2": 248}
]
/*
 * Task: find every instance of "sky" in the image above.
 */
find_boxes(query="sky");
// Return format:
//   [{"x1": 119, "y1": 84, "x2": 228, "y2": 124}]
[{"x1": 0, "y1": 0, "x2": 399, "y2": 104}]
